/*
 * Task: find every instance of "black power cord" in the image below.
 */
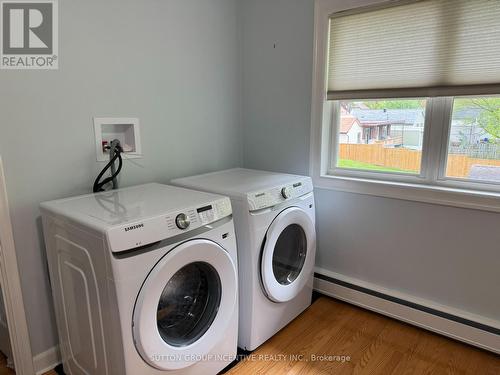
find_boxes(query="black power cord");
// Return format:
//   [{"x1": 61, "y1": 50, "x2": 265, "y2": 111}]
[{"x1": 93, "y1": 140, "x2": 124, "y2": 193}]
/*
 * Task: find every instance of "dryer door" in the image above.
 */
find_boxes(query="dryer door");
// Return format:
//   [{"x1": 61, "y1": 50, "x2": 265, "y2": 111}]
[
  {"x1": 133, "y1": 239, "x2": 237, "y2": 371},
  {"x1": 261, "y1": 207, "x2": 316, "y2": 303}
]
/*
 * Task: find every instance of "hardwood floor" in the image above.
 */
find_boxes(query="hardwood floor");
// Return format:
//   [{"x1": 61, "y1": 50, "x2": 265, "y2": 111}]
[
  {"x1": 0, "y1": 352, "x2": 56, "y2": 375},
  {"x1": 0, "y1": 353, "x2": 14, "y2": 375},
  {"x1": 227, "y1": 296, "x2": 500, "y2": 375},
  {"x1": 2, "y1": 296, "x2": 498, "y2": 374}
]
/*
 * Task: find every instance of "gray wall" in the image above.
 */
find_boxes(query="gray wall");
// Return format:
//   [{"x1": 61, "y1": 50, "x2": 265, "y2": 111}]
[
  {"x1": 241, "y1": 0, "x2": 312, "y2": 174},
  {"x1": 0, "y1": 0, "x2": 241, "y2": 355},
  {"x1": 240, "y1": 0, "x2": 500, "y2": 322}
]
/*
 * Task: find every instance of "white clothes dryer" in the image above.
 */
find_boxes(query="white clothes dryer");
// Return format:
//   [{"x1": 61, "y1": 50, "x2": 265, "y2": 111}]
[{"x1": 172, "y1": 169, "x2": 316, "y2": 351}]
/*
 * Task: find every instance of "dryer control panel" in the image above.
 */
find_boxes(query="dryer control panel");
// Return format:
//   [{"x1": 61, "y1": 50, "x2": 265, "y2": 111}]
[
  {"x1": 246, "y1": 177, "x2": 313, "y2": 211},
  {"x1": 107, "y1": 197, "x2": 232, "y2": 252}
]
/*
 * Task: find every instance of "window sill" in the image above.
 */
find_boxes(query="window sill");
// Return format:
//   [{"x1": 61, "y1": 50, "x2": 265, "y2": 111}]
[{"x1": 313, "y1": 173, "x2": 500, "y2": 213}]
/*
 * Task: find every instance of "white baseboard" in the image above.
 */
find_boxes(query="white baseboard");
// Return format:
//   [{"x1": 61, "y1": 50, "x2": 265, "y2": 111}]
[
  {"x1": 314, "y1": 269, "x2": 500, "y2": 354},
  {"x1": 33, "y1": 346, "x2": 61, "y2": 375}
]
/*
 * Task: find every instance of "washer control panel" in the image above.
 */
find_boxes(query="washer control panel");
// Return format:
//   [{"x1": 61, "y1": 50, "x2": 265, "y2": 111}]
[
  {"x1": 165, "y1": 198, "x2": 232, "y2": 231},
  {"x1": 108, "y1": 197, "x2": 232, "y2": 252},
  {"x1": 247, "y1": 177, "x2": 313, "y2": 211}
]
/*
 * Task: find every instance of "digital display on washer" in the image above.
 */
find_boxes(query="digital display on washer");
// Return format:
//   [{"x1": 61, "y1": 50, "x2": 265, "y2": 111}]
[{"x1": 196, "y1": 205, "x2": 213, "y2": 213}]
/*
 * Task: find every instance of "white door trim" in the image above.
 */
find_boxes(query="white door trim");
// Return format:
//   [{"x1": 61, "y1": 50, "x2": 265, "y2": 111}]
[{"x1": 0, "y1": 156, "x2": 35, "y2": 375}]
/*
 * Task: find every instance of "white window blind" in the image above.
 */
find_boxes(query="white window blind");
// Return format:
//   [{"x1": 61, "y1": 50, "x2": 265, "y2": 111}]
[{"x1": 327, "y1": 0, "x2": 500, "y2": 99}]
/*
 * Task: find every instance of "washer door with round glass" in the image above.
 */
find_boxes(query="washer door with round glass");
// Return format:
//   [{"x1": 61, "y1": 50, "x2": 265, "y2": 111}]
[
  {"x1": 261, "y1": 207, "x2": 316, "y2": 303},
  {"x1": 133, "y1": 239, "x2": 237, "y2": 371}
]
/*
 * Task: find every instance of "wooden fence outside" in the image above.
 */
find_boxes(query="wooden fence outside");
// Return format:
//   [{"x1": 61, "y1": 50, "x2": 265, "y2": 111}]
[{"x1": 339, "y1": 144, "x2": 500, "y2": 178}]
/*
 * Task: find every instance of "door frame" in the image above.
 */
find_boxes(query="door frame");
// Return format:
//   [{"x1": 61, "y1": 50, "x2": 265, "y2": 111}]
[{"x1": 0, "y1": 156, "x2": 35, "y2": 374}]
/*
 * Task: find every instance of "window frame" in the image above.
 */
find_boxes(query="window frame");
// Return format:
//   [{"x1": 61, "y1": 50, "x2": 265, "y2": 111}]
[
  {"x1": 436, "y1": 96, "x2": 500, "y2": 193},
  {"x1": 328, "y1": 97, "x2": 432, "y2": 184},
  {"x1": 309, "y1": 0, "x2": 500, "y2": 213}
]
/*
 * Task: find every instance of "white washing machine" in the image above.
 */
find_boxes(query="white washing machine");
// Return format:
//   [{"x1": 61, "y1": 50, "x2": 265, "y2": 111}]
[
  {"x1": 172, "y1": 169, "x2": 316, "y2": 351},
  {"x1": 41, "y1": 183, "x2": 238, "y2": 375}
]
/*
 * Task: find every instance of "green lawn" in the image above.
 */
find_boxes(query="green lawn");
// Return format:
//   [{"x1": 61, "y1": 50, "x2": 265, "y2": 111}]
[{"x1": 338, "y1": 159, "x2": 416, "y2": 173}]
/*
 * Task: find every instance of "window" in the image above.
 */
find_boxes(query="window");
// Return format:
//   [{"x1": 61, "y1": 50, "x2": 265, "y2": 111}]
[
  {"x1": 445, "y1": 98, "x2": 500, "y2": 184},
  {"x1": 334, "y1": 99, "x2": 427, "y2": 175},
  {"x1": 311, "y1": 0, "x2": 500, "y2": 210},
  {"x1": 331, "y1": 97, "x2": 500, "y2": 186}
]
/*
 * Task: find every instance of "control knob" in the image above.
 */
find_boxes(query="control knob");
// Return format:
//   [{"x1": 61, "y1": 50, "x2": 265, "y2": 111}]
[
  {"x1": 175, "y1": 213, "x2": 190, "y2": 230},
  {"x1": 281, "y1": 186, "x2": 292, "y2": 199}
]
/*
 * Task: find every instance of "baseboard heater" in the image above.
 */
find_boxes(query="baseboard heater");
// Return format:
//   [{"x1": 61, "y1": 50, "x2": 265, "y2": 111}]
[{"x1": 314, "y1": 272, "x2": 500, "y2": 354}]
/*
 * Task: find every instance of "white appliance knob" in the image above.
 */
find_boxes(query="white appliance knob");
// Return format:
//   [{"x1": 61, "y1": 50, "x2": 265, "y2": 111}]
[
  {"x1": 175, "y1": 213, "x2": 190, "y2": 230},
  {"x1": 281, "y1": 187, "x2": 291, "y2": 199}
]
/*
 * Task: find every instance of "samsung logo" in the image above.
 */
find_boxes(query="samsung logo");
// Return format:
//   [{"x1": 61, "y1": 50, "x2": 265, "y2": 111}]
[{"x1": 124, "y1": 223, "x2": 144, "y2": 232}]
